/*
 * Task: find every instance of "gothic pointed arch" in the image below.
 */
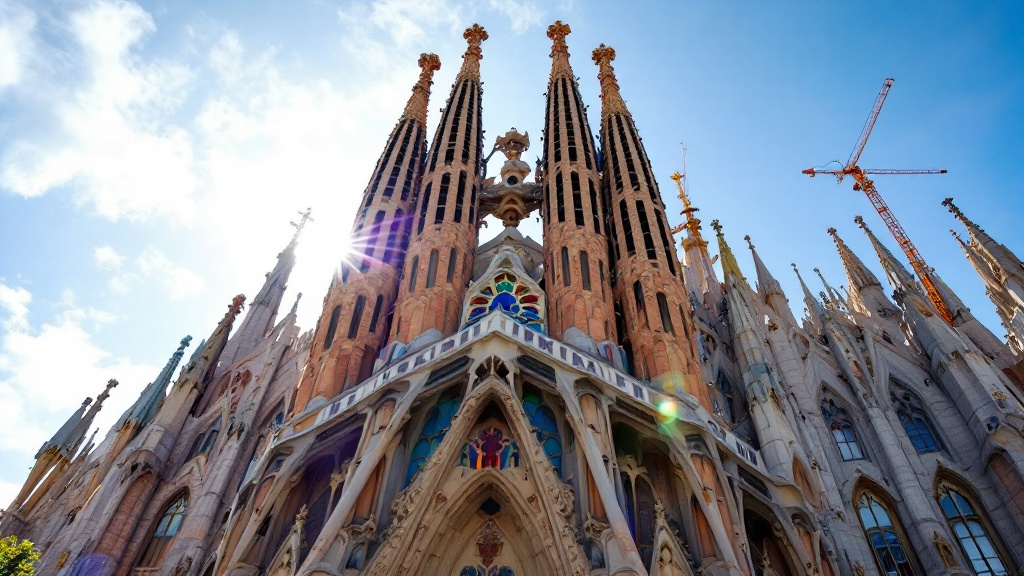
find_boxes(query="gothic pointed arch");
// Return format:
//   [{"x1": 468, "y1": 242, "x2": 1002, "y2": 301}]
[
  {"x1": 934, "y1": 472, "x2": 1013, "y2": 575},
  {"x1": 135, "y1": 489, "x2": 190, "y2": 569},
  {"x1": 890, "y1": 378, "x2": 944, "y2": 454},
  {"x1": 94, "y1": 470, "x2": 157, "y2": 562},
  {"x1": 364, "y1": 378, "x2": 588, "y2": 575},
  {"x1": 743, "y1": 505, "x2": 799, "y2": 576},
  {"x1": 819, "y1": 390, "x2": 865, "y2": 461},
  {"x1": 853, "y1": 480, "x2": 921, "y2": 576},
  {"x1": 463, "y1": 249, "x2": 546, "y2": 334}
]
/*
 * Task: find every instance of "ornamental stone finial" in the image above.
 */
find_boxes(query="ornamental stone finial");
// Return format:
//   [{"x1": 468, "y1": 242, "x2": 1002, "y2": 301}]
[
  {"x1": 402, "y1": 53, "x2": 441, "y2": 124},
  {"x1": 457, "y1": 24, "x2": 488, "y2": 81},
  {"x1": 710, "y1": 219, "x2": 723, "y2": 236},
  {"x1": 853, "y1": 215, "x2": 867, "y2": 228},
  {"x1": 592, "y1": 44, "x2": 628, "y2": 117},
  {"x1": 744, "y1": 235, "x2": 754, "y2": 250},
  {"x1": 547, "y1": 20, "x2": 571, "y2": 55},
  {"x1": 827, "y1": 226, "x2": 837, "y2": 237}
]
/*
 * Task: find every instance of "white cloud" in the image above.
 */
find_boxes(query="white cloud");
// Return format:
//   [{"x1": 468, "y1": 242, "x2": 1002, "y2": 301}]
[
  {"x1": 487, "y1": 0, "x2": 545, "y2": 34},
  {"x1": 0, "y1": 282, "x2": 157, "y2": 505},
  {"x1": 136, "y1": 246, "x2": 204, "y2": 300},
  {"x1": 0, "y1": 0, "x2": 36, "y2": 90},
  {"x1": 94, "y1": 244, "x2": 204, "y2": 300},
  {"x1": 0, "y1": 0, "x2": 197, "y2": 221}
]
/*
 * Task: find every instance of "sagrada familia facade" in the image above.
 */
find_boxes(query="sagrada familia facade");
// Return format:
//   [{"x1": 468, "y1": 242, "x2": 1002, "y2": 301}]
[{"x1": 3, "y1": 21, "x2": 1024, "y2": 576}]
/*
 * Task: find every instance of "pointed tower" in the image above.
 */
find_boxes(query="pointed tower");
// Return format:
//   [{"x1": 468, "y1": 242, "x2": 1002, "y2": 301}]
[
  {"x1": 10, "y1": 379, "x2": 117, "y2": 514},
  {"x1": 827, "y1": 226, "x2": 898, "y2": 318},
  {"x1": 221, "y1": 211, "x2": 308, "y2": 367},
  {"x1": 151, "y1": 295, "x2": 244, "y2": 432},
  {"x1": 541, "y1": 21, "x2": 615, "y2": 347},
  {"x1": 745, "y1": 235, "x2": 797, "y2": 326},
  {"x1": 82, "y1": 337, "x2": 192, "y2": 498},
  {"x1": 716, "y1": 225, "x2": 800, "y2": 477},
  {"x1": 944, "y1": 197, "x2": 1024, "y2": 353},
  {"x1": 670, "y1": 171, "x2": 721, "y2": 307},
  {"x1": 390, "y1": 26, "x2": 488, "y2": 348},
  {"x1": 124, "y1": 336, "x2": 192, "y2": 431},
  {"x1": 855, "y1": 215, "x2": 919, "y2": 295},
  {"x1": 293, "y1": 53, "x2": 441, "y2": 414},
  {"x1": 592, "y1": 44, "x2": 705, "y2": 406}
]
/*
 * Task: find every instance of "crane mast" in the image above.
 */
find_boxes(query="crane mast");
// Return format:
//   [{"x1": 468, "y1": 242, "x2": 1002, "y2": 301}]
[{"x1": 803, "y1": 79, "x2": 953, "y2": 324}]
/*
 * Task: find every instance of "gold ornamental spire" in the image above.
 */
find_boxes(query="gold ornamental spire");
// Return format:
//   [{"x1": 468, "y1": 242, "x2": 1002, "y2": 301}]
[
  {"x1": 547, "y1": 20, "x2": 572, "y2": 78},
  {"x1": 592, "y1": 44, "x2": 628, "y2": 117},
  {"x1": 401, "y1": 53, "x2": 441, "y2": 125},
  {"x1": 456, "y1": 24, "x2": 488, "y2": 82},
  {"x1": 670, "y1": 171, "x2": 705, "y2": 246}
]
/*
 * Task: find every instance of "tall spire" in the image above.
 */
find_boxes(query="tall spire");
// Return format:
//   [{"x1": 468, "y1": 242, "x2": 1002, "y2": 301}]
[
  {"x1": 671, "y1": 171, "x2": 706, "y2": 248},
  {"x1": 179, "y1": 295, "x2": 245, "y2": 390},
  {"x1": 456, "y1": 24, "x2": 488, "y2": 82},
  {"x1": 547, "y1": 20, "x2": 572, "y2": 78},
  {"x1": 401, "y1": 53, "x2": 441, "y2": 125},
  {"x1": 827, "y1": 226, "x2": 881, "y2": 291},
  {"x1": 814, "y1": 267, "x2": 847, "y2": 312},
  {"x1": 223, "y1": 212, "x2": 308, "y2": 366},
  {"x1": 745, "y1": 235, "x2": 782, "y2": 300},
  {"x1": 793, "y1": 263, "x2": 824, "y2": 320},
  {"x1": 63, "y1": 379, "x2": 117, "y2": 458},
  {"x1": 592, "y1": 44, "x2": 628, "y2": 118},
  {"x1": 593, "y1": 43, "x2": 705, "y2": 407},
  {"x1": 855, "y1": 215, "x2": 917, "y2": 293},
  {"x1": 711, "y1": 220, "x2": 744, "y2": 282},
  {"x1": 295, "y1": 52, "x2": 443, "y2": 413},
  {"x1": 671, "y1": 171, "x2": 720, "y2": 304},
  {"x1": 123, "y1": 336, "x2": 191, "y2": 429},
  {"x1": 540, "y1": 21, "x2": 615, "y2": 345},
  {"x1": 944, "y1": 197, "x2": 1024, "y2": 291},
  {"x1": 36, "y1": 398, "x2": 91, "y2": 460},
  {"x1": 390, "y1": 26, "x2": 487, "y2": 350}
]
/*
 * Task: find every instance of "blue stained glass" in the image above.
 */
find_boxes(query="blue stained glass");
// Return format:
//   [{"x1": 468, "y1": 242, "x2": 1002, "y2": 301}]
[
  {"x1": 490, "y1": 292, "x2": 518, "y2": 312},
  {"x1": 523, "y1": 394, "x2": 562, "y2": 476},
  {"x1": 464, "y1": 271, "x2": 546, "y2": 334},
  {"x1": 405, "y1": 396, "x2": 462, "y2": 485}
]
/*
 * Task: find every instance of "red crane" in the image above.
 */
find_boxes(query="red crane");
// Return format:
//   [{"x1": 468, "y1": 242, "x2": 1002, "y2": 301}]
[{"x1": 803, "y1": 78, "x2": 953, "y2": 324}]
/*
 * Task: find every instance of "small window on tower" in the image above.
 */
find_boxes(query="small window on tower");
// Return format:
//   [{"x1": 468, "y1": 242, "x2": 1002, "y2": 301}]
[
  {"x1": 561, "y1": 247, "x2": 571, "y2": 287},
  {"x1": 347, "y1": 295, "x2": 366, "y2": 339},
  {"x1": 446, "y1": 248, "x2": 457, "y2": 283},
  {"x1": 408, "y1": 256, "x2": 419, "y2": 292},
  {"x1": 580, "y1": 251, "x2": 591, "y2": 291},
  {"x1": 425, "y1": 250, "x2": 439, "y2": 289},
  {"x1": 324, "y1": 306, "x2": 341, "y2": 349}
]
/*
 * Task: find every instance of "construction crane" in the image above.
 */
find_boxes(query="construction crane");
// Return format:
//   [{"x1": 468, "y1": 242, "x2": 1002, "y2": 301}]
[{"x1": 803, "y1": 78, "x2": 953, "y2": 324}]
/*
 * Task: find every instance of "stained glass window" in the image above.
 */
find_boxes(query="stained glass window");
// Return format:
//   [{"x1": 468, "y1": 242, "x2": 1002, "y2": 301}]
[
  {"x1": 857, "y1": 491, "x2": 918, "y2": 576},
  {"x1": 821, "y1": 397, "x2": 864, "y2": 461},
  {"x1": 937, "y1": 484, "x2": 1007, "y2": 576},
  {"x1": 405, "y1": 395, "x2": 462, "y2": 485},
  {"x1": 461, "y1": 426, "x2": 519, "y2": 469},
  {"x1": 466, "y1": 272, "x2": 544, "y2": 333},
  {"x1": 137, "y1": 493, "x2": 188, "y2": 567},
  {"x1": 523, "y1": 394, "x2": 562, "y2": 476},
  {"x1": 891, "y1": 385, "x2": 943, "y2": 454}
]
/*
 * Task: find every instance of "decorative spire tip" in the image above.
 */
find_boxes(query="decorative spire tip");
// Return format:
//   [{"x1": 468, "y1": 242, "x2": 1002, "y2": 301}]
[
  {"x1": 744, "y1": 235, "x2": 754, "y2": 250},
  {"x1": 710, "y1": 219, "x2": 723, "y2": 236}
]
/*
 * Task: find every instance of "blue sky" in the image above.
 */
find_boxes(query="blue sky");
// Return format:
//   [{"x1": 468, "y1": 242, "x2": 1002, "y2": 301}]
[{"x1": 1, "y1": 0, "x2": 1021, "y2": 504}]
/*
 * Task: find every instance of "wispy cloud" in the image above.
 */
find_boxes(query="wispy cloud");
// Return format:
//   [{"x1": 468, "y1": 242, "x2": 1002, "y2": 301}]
[
  {"x1": 94, "y1": 245, "x2": 204, "y2": 299},
  {"x1": 1, "y1": 0, "x2": 196, "y2": 221},
  {"x1": 0, "y1": 0, "x2": 36, "y2": 90},
  {"x1": 0, "y1": 281, "x2": 156, "y2": 504},
  {"x1": 488, "y1": 0, "x2": 545, "y2": 34}
]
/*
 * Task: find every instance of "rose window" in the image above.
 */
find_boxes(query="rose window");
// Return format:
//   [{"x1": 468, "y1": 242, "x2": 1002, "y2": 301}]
[{"x1": 466, "y1": 272, "x2": 544, "y2": 332}]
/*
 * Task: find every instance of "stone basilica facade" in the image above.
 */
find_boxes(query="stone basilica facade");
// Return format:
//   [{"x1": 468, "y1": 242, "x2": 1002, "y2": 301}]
[{"x1": 4, "y1": 21, "x2": 1024, "y2": 576}]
